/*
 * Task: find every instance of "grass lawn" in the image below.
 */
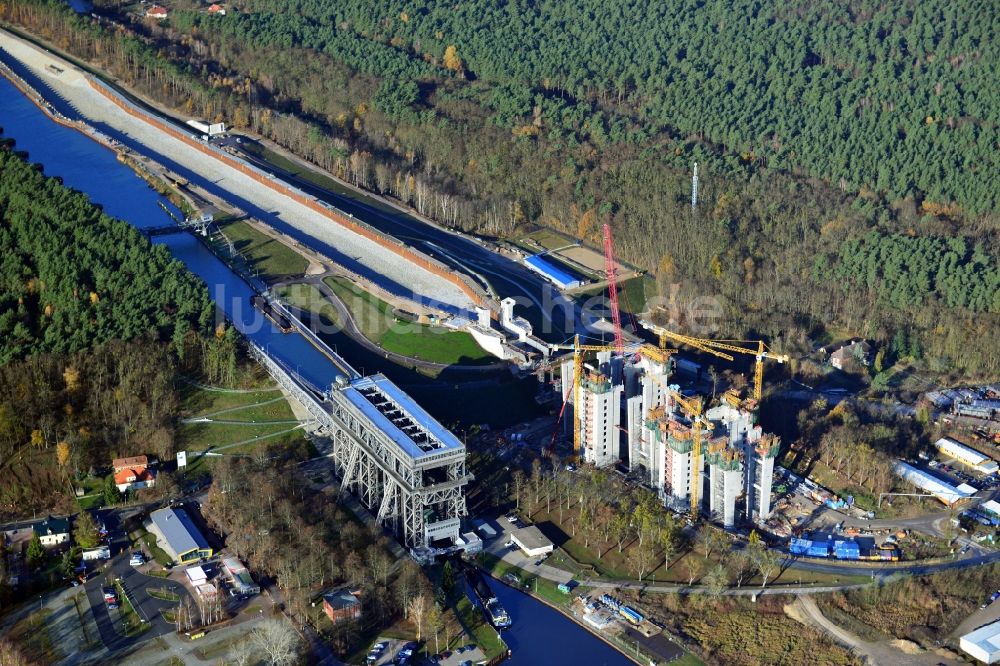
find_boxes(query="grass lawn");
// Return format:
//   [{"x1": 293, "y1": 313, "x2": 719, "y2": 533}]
[
  {"x1": 216, "y1": 219, "x2": 308, "y2": 280},
  {"x1": 77, "y1": 493, "x2": 105, "y2": 511},
  {"x1": 524, "y1": 228, "x2": 573, "y2": 250},
  {"x1": 175, "y1": 383, "x2": 309, "y2": 468},
  {"x1": 297, "y1": 277, "x2": 492, "y2": 365},
  {"x1": 574, "y1": 275, "x2": 653, "y2": 316},
  {"x1": 148, "y1": 587, "x2": 181, "y2": 602},
  {"x1": 323, "y1": 276, "x2": 394, "y2": 341},
  {"x1": 380, "y1": 325, "x2": 492, "y2": 365}
]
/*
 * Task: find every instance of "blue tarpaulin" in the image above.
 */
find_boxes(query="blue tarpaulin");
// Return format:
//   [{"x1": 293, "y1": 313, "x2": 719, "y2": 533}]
[{"x1": 523, "y1": 254, "x2": 583, "y2": 289}]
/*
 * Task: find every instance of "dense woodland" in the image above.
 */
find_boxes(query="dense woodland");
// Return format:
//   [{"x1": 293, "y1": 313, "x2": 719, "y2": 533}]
[
  {"x1": 0, "y1": 144, "x2": 214, "y2": 362},
  {"x1": 1, "y1": 0, "x2": 998, "y2": 379},
  {"x1": 0, "y1": 146, "x2": 237, "y2": 518}
]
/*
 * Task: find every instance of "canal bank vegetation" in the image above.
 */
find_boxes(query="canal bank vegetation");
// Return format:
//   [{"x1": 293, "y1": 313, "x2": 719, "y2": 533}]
[
  {"x1": 277, "y1": 279, "x2": 492, "y2": 367},
  {"x1": 214, "y1": 219, "x2": 310, "y2": 281},
  {"x1": 0, "y1": 144, "x2": 308, "y2": 523},
  {"x1": 5, "y1": 0, "x2": 997, "y2": 381},
  {"x1": 648, "y1": 594, "x2": 859, "y2": 666}
]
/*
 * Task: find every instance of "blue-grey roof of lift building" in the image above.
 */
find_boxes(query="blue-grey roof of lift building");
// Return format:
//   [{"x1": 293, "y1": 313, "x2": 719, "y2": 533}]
[{"x1": 343, "y1": 374, "x2": 463, "y2": 460}]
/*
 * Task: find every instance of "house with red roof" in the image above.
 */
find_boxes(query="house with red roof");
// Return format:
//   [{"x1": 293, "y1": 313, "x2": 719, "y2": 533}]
[
  {"x1": 207, "y1": 4, "x2": 226, "y2": 15},
  {"x1": 146, "y1": 5, "x2": 169, "y2": 19},
  {"x1": 112, "y1": 454, "x2": 157, "y2": 492}
]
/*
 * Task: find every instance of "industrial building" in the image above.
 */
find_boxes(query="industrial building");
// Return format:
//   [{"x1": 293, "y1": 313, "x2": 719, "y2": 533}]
[
  {"x1": 522, "y1": 254, "x2": 583, "y2": 290},
  {"x1": 892, "y1": 461, "x2": 976, "y2": 505},
  {"x1": 333, "y1": 373, "x2": 469, "y2": 550},
  {"x1": 961, "y1": 619, "x2": 1000, "y2": 663},
  {"x1": 934, "y1": 437, "x2": 999, "y2": 474},
  {"x1": 510, "y1": 526, "x2": 554, "y2": 558},
  {"x1": 147, "y1": 507, "x2": 213, "y2": 564}
]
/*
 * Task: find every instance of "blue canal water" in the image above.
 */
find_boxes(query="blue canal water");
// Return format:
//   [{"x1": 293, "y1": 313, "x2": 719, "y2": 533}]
[
  {"x1": 1, "y1": 72, "x2": 633, "y2": 665},
  {"x1": 492, "y1": 582, "x2": 632, "y2": 665},
  {"x1": 0, "y1": 75, "x2": 343, "y2": 389}
]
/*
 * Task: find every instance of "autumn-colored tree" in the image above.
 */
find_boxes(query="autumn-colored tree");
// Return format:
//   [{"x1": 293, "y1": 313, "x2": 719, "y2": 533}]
[
  {"x1": 442, "y1": 45, "x2": 463, "y2": 72},
  {"x1": 63, "y1": 366, "x2": 81, "y2": 392},
  {"x1": 56, "y1": 440, "x2": 71, "y2": 468}
]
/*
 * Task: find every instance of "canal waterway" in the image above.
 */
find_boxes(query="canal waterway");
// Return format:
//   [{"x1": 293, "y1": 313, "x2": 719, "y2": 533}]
[
  {"x1": 0, "y1": 74, "x2": 343, "y2": 390},
  {"x1": 1, "y1": 66, "x2": 639, "y2": 666},
  {"x1": 492, "y1": 582, "x2": 633, "y2": 665}
]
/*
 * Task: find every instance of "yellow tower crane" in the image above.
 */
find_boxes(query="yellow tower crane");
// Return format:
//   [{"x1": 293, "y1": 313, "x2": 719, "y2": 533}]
[{"x1": 648, "y1": 326, "x2": 789, "y2": 403}]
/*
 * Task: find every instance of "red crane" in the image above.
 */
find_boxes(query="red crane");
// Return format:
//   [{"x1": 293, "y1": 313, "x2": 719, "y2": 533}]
[{"x1": 602, "y1": 223, "x2": 625, "y2": 354}]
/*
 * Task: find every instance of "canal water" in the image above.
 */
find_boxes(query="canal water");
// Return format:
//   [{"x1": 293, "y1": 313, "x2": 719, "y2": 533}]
[
  {"x1": 492, "y1": 582, "x2": 632, "y2": 665},
  {"x1": 1, "y1": 69, "x2": 635, "y2": 666},
  {"x1": 0, "y1": 74, "x2": 343, "y2": 389}
]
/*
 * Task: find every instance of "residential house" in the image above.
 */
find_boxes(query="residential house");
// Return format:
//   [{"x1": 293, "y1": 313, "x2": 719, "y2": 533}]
[
  {"x1": 146, "y1": 5, "x2": 169, "y2": 19},
  {"x1": 112, "y1": 455, "x2": 156, "y2": 493},
  {"x1": 207, "y1": 3, "x2": 226, "y2": 15},
  {"x1": 33, "y1": 515, "x2": 71, "y2": 547},
  {"x1": 829, "y1": 340, "x2": 872, "y2": 370},
  {"x1": 322, "y1": 588, "x2": 362, "y2": 624}
]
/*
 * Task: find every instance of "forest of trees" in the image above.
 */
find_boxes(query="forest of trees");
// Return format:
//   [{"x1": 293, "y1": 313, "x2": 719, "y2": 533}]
[
  {"x1": 0, "y1": 144, "x2": 215, "y2": 362},
  {"x1": 0, "y1": 144, "x2": 239, "y2": 518},
  {"x1": 203, "y1": 457, "x2": 436, "y2": 654},
  {"x1": 2, "y1": 0, "x2": 998, "y2": 377}
]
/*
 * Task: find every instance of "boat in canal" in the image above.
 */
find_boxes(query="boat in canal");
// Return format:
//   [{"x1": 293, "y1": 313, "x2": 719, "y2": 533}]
[{"x1": 465, "y1": 566, "x2": 512, "y2": 629}]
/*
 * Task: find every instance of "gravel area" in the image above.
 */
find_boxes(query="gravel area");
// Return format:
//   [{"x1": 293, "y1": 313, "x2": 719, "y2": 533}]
[{"x1": 0, "y1": 32, "x2": 474, "y2": 314}]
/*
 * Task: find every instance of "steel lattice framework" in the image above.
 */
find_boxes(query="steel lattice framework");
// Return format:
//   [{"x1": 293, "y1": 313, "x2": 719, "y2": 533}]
[{"x1": 248, "y1": 343, "x2": 468, "y2": 549}]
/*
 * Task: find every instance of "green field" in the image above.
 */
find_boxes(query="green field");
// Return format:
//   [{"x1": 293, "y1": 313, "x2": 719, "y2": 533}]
[
  {"x1": 175, "y1": 383, "x2": 309, "y2": 471},
  {"x1": 216, "y1": 219, "x2": 309, "y2": 279}
]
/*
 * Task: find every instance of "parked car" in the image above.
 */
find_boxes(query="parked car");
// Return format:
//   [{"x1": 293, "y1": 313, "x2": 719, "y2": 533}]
[
  {"x1": 129, "y1": 552, "x2": 145, "y2": 566},
  {"x1": 102, "y1": 586, "x2": 117, "y2": 602}
]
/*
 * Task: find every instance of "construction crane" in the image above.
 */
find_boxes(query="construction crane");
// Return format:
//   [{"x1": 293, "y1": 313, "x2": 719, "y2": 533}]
[
  {"x1": 602, "y1": 224, "x2": 625, "y2": 355},
  {"x1": 646, "y1": 325, "x2": 789, "y2": 403}
]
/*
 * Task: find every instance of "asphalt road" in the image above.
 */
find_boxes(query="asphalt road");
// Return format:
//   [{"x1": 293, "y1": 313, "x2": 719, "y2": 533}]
[
  {"x1": 232, "y1": 140, "x2": 600, "y2": 343},
  {"x1": 82, "y1": 547, "x2": 195, "y2": 654}
]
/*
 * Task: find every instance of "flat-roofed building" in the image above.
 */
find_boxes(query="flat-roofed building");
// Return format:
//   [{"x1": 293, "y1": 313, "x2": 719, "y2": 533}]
[
  {"x1": 961, "y1": 619, "x2": 1000, "y2": 663},
  {"x1": 510, "y1": 525, "x2": 554, "y2": 558},
  {"x1": 148, "y1": 508, "x2": 213, "y2": 564}
]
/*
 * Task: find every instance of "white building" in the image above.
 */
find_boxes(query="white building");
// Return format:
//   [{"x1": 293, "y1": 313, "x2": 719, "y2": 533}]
[
  {"x1": 893, "y1": 461, "x2": 975, "y2": 505},
  {"x1": 510, "y1": 526, "x2": 553, "y2": 558},
  {"x1": 576, "y1": 361, "x2": 622, "y2": 468},
  {"x1": 961, "y1": 619, "x2": 1000, "y2": 663},
  {"x1": 935, "y1": 437, "x2": 999, "y2": 474}
]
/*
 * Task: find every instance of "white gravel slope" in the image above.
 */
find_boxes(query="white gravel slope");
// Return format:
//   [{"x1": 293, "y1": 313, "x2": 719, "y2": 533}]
[{"x1": 0, "y1": 32, "x2": 473, "y2": 314}]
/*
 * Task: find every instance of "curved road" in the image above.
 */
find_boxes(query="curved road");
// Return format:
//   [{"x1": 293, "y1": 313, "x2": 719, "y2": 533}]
[{"x1": 279, "y1": 276, "x2": 510, "y2": 374}]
